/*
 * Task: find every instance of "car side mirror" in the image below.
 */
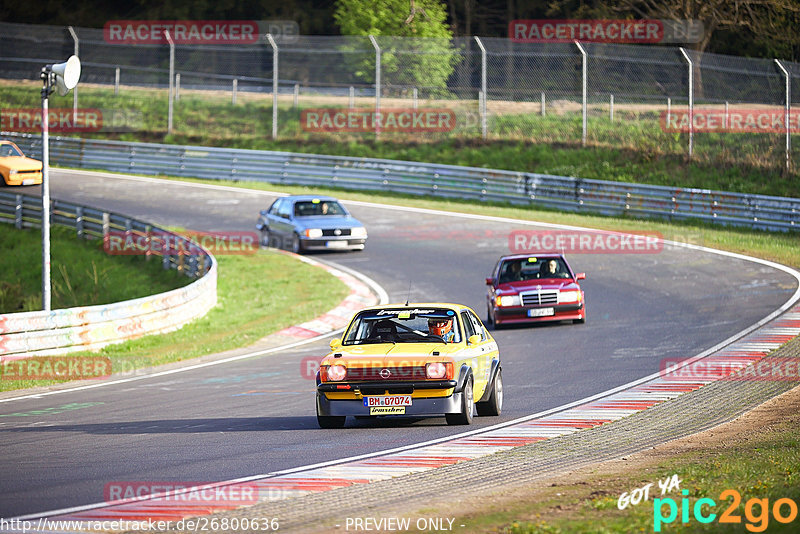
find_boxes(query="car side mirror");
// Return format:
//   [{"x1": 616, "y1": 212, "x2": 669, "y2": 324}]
[
  {"x1": 576, "y1": 272, "x2": 586, "y2": 280},
  {"x1": 329, "y1": 338, "x2": 342, "y2": 350},
  {"x1": 260, "y1": 209, "x2": 267, "y2": 216},
  {"x1": 468, "y1": 334, "x2": 482, "y2": 345},
  {"x1": 485, "y1": 277, "x2": 494, "y2": 286}
]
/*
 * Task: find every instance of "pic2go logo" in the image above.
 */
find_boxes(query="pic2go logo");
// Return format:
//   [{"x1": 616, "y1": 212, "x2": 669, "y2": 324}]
[{"x1": 654, "y1": 489, "x2": 799, "y2": 532}]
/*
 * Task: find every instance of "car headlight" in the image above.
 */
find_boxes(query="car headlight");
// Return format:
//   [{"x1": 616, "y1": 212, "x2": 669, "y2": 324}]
[
  {"x1": 8, "y1": 170, "x2": 17, "y2": 175},
  {"x1": 350, "y1": 226, "x2": 367, "y2": 238},
  {"x1": 326, "y1": 365, "x2": 347, "y2": 381},
  {"x1": 559, "y1": 290, "x2": 581, "y2": 303},
  {"x1": 496, "y1": 295, "x2": 520, "y2": 307},
  {"x1": 426, "y1": 362, "x2": 453, "y2": 380},
  {"x1": 304, "y1": 228, "x2": 323, "y2": 238}
]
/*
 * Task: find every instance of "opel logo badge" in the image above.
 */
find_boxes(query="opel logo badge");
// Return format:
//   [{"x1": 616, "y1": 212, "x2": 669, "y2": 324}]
[
  {"x1": 379, "y1": 368, "x2": 391, "y2": 379},
  {"x1": 334, "y1": 228, "x2": 342, "y2": 236}
]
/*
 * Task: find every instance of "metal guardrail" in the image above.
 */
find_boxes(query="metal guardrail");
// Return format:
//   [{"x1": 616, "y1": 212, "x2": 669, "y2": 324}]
[
  {"x1": 4, "y1": 132, "x2": 800, "y2": 232},
  {"x1": 0, "y1": 189, "x2": 217, "y2": 357}
]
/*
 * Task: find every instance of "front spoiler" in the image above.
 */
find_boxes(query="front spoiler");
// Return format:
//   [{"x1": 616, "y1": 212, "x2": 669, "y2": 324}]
[{"x1": 316, "y1": 391, "x2": 465, "y2": 417}]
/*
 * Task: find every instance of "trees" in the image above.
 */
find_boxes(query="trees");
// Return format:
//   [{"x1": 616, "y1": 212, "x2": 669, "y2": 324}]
[{"x1": 334, "y1": 0, "x2": 461, "y2": 94}]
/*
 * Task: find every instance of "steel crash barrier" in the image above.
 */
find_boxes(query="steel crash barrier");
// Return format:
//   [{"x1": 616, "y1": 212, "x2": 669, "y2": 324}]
[
  {"x1": 0, "y1": 191, "x2": 217, "y2": 358},
  {"x1": 4, "y1": 132, "x2": 800, "y2": 232}
]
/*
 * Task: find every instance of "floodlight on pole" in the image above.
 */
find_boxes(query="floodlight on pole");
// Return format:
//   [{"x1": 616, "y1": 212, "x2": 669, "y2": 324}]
[{"x1": 40, "y1": 55, "x2": 81, "y2": 311}]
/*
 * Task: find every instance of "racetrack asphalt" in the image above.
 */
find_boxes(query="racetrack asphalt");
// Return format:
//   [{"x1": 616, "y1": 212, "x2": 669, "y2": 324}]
[{"x1": 0, "y1": 169, "x2": 796, "y2": 519}]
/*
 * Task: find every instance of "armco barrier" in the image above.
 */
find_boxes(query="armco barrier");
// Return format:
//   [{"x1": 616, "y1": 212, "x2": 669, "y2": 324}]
[
  {"x1": 4, "y1": 132, "x2": 799, "y2": 232},
  {"x1": 0, "y1": 191, "x2": 217, "y2": 358}
]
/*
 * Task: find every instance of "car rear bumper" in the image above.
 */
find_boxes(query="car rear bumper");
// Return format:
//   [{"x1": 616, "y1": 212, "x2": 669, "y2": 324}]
[
  {"x1": 495, "y1": 302, "x2": 584, "y2": 324},
  {"x1": 316, "y1": 391, "x2": 464, "y2": 417}
]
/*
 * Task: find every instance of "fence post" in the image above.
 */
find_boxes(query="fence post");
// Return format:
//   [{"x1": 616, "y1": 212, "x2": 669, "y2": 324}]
[
  {"x1": 349, "y1": 86, "x2": 355, "y2": 108},
  {"x1": 164, "y1": 30, "x2": 174, "y2": 134},
  {"x1": 369, "y1": 35, "x2": 381, "y2": 137},
  {"x1": 294, "y1": 83, "x2": 299, "y2": 108},
  {"x1": 609, "y1": 94, "x2": 614, "y2": 122},
  {"x1": 232, "y1": 78, "x2": 238, "y2": 104},
  {"x1": 574, "y1": 41, "x2": 588, "y2": 147},
  {"x1": 679, "y1": 47, "x2": 693, "y2": 159},
  {"x1": 266, "y1": 33, "x2": 279, "y2": 140},
  {"x1": 541, "y1": 92, "x2": 546, "y2": 116},
  {"x1": 68, "y1": 26, "x2": 79, "y2": 120},
  {"x1": 412, "y1": 87, "x2": 418, "y2": 110},
  {"x1": 667, "y1": 96, "x2": 671, "y2": 124},
  {"x1": 15, "y1": 194, "x2": 23, "y2": 229},
  {"x1": 475, "y1": 36, "x2": 488, "y2": 140},
  {"x1": 115, "y1": 67, "x2": 120, "y2": 95},
  {"x1": 775, "y1": 59, "x2": 791, "y2": 172},
  {"x1": 175, "y1": 73, "x2": 180, "y2": 101}
]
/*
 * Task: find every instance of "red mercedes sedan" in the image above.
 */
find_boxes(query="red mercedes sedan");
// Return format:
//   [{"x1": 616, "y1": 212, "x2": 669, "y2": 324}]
[{"x1": 485, "y1": 253, "x2": 586, "y2": 327}]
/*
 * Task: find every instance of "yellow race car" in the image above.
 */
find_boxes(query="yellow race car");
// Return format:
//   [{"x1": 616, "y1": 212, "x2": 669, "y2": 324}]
[
  {"x1": 316, "y1": 303, "x2": 503, "y2": 428},
  {"x1": 0, "y1": 140, "x2": 43, "y2": 186}
]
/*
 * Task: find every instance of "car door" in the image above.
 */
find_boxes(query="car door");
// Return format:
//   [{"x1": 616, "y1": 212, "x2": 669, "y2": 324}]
[{"x1": 272, "y1": 199, "x2": 294, "y2": 242}]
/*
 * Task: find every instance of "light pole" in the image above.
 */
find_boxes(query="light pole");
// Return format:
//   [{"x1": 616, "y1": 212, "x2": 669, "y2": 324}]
[{"x1": 40, "y1": 55, "x2": 80, "y2": 311}]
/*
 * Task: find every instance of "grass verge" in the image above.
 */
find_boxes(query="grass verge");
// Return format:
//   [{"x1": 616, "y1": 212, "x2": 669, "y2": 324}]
[{"x1": 0, "y1": 230, "x2": 351, "y2": 391}]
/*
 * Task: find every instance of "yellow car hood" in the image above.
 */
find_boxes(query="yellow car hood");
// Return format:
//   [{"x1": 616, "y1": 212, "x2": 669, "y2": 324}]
[{"x1": 0, "y1": 156, "x2": 43, "y2": 172}]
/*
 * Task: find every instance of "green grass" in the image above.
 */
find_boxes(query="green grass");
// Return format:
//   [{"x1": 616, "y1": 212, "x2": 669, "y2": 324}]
[
  {"x1": 0, "y1": 223, "x2": 350, "y2": 392},
  {"x1": 2, "y1": 80, "x2": 798, "y2": 198},
  {"x1": 0, "y1": 223, "x2": 188, "y2": 312}
]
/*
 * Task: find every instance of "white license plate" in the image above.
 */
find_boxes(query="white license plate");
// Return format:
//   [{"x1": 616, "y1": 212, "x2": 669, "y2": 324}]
[
  {"x1": 363, "y1": 395, "x2": 412, "y2": 407},
  {"x1": 528, "y1": 307, "x2": 555, "y2": 317},
  {"x1": 326, "y1": 240, "x2": 348, "y2": 249},
  {"x1": 22, "y1": 178, "x2": 36, "y2": 185}
]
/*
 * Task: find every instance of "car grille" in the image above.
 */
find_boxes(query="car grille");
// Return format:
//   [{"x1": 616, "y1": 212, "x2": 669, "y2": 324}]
[
  {"x1": 346, "y1": 366, "x2": 427, "y2": 381},
  {"x1": 520, "y1": 290, "x2": 559, "y2": 306},
  {"x1": 322, "y1": 228, "x2": 351, "y2": 237},
  {"x1": 16, "y1": 169, "x2": 41, "y2": 174}
]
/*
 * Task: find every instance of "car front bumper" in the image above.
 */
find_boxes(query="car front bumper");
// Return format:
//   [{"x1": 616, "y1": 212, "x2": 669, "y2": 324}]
[
  {"x1": 495, "y1": 302, "x2": 584, "y2": 324},
  {"x1": 300, "y1": 237, "x2": 367, "y2": 251},
  {"x1": 316, "y1": 390, "x2": 465, "y2": 417}
]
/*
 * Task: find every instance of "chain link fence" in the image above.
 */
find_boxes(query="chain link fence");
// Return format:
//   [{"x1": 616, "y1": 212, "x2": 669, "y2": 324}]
[{"x1": 1, "y1": 21, "x2": 798, "y2": 177}]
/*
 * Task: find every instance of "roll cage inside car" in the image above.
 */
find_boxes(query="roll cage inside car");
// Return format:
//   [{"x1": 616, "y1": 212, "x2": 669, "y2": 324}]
[{"x1": 343, "y1": 309, "x2": 462, "y2": 345}]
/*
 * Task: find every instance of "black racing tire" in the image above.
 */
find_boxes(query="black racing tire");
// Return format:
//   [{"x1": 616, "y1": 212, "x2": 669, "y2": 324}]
[
  {"x1": 486, "y1": 304, "x2": 493, "y2": 325},
  {"x1": 476, "y1": 369, "x2": 503, "y2": 417},
  {"x1": 446, "y1": 377, "x2": 474, "y2": 425}
]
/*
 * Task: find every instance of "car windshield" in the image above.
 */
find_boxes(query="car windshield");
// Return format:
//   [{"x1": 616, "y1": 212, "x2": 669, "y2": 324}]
[
  {"x1": 294, "y1": 200, "x2": 347, "y2": 217},
  {"x1": 498, "y1": 257, "x2": 571, "y2": 283},
  {"x1": 343, "y1": 308, "x2": 461, "y2": 345},
  {"x1": 0, "y1": 144, "x2": 23, "y2": 157}
]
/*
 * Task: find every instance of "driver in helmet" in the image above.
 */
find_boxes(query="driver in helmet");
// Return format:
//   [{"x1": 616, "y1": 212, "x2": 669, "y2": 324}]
[{"x1": 428, "y1": 317, "x2": 455, "y2": 343}]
